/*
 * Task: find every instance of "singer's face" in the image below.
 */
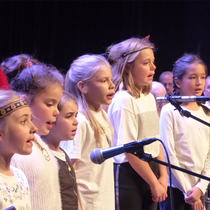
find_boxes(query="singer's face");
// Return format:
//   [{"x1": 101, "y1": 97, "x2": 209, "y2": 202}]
[
  {"x1": 0, "y1": 107, "x2": 37, "y2": 156},
  {"x1": 176, "y1": 63, "x2": 206, "y2": 96},
  {"x1": 84, "y1": 66, "x2": 115, "y2": 112},
  {"x1": 30, "y1": 84, "x2": 62, "y2": 136},
  {"x1": 131, "y1": 48, "x2": 156, "y2": 92},
  {"x1": 47, "y1": 100, "x2": 78, "y2": 141}
]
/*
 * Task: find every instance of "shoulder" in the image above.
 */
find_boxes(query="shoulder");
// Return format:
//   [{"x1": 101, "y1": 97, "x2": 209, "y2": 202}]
[
  {"x1": 77, "y1": 112, "x2": 88, "y2": 124},
  {"x1": 76, "y1": 113, "x2": 91, "y2": 132},
  {"x1": 10, "y1": 166, "x2": 28, "y2": 181},
  {"x1": 160, "y1": 103, "x2": 177, "y2": 121},
  {"x1": 110, "y1": 91, "x2": 134, "y2": 111}
]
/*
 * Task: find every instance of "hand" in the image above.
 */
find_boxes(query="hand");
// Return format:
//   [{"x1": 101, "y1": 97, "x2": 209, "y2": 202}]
[
  {"x1": 191, "y1": 199, "x2": 203, "y2": 210},
  {"x1": 185, "y1": 186, "x2": 202, "y2": 204},
  {"x1": 150, "y1": 181, "x2": 168, "y2": 202}
]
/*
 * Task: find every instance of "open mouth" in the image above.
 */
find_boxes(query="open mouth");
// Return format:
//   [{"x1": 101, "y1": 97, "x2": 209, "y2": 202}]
[
  {"x1": 107, "y1": 93, "x2": 115, "y2": 99},
  {"x1": 148, "y1": 74, "x2": 154, "y2": 78},
  {"x1": 46, "y1": 122, "x2": 53, "y2": 129},
  {"x1": 72, "y1": 129, "x2": 77, "y2": 135}
]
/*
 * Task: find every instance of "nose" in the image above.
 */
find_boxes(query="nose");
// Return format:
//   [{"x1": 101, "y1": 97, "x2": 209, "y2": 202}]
[
  {"x1": 151, "y1": 63, "x2": 156, "y2": 71},
  {"x1": 74, "y1": 117, "x2": 79, "y2": 126},
  {"x1": 110, "y1": 80, "x2": 115, "y2": 89},
  {"x1": 196, "y1": 78, "x2": 202, "y2": 85},
  {"x1": 30, "y1": 122, "x2": 37, "y2": 134},
  {"x1": 53, "y1": 106, "x2": 60, "y2": 117}
]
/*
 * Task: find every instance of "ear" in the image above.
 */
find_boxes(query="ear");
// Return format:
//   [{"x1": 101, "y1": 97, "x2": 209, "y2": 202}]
[
  {"x1": 77, "y1": 81, "x2": 88, "y2": 94},
  {"x1": 174, "y1": 78, "x2": 181, "y2": 88},
  {"x1": 124, "y1": 63, "x2": 132, "y2": 74}
]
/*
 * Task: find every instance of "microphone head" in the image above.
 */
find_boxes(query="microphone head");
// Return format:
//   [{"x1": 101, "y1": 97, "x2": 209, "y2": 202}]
[{"x1": 90, "y1": 148, "x2": 105, "y2": 164}]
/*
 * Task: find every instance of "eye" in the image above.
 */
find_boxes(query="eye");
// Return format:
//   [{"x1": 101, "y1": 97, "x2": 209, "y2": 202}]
[
  {"x1": 65, "y1": 114, "x2": 73, "y2": 119},
  {"x1": 46, "y1": 103, "x2": 53, "y2": 107},
  {"x1": 190, "y1": 77, "x2": 195, "y2": 79},
  {"x1": 21, "y1": 119, "x2": 27, "y2": 124}
]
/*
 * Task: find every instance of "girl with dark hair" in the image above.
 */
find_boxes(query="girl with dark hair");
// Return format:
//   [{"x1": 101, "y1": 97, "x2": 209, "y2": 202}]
[
  {"x1": 2, "y1": 54, "x2": 63, "y2": 210},
  {"x1": 160, "y1": 53, "x2": 210, "y2": 210}
]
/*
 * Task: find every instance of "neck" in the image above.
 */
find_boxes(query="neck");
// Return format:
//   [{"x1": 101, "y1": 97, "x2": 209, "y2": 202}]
[
  {"x1": 88, "y1": 104, "x2": 102, "y2": 112},
  {"x1": 42, "y1": 135, "x2": 61, "y2": 152},
  {"x1": 0, "y1": 155, "x2": 13, "y2": 176},
  {"x1": 181, "y1": 102, "x2": 200, "y2": 111}
]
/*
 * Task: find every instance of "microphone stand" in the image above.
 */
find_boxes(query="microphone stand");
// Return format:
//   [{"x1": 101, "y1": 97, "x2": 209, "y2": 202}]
[
  {"x1": 138, "y1": 152, "x2": 210, "y2": 182},
  {"x1": 166, "y1": 93, "x2": 210, "y2": 127},
  {"x1": 127, "y1": 147, "x2": 210, "y2": 210}
]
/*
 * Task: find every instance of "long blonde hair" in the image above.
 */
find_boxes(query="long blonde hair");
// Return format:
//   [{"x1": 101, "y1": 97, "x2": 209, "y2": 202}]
[
  {"x1": 107, "y1": 37, "x2": 155, "y2": 98},
  {"x1": 65, "y1": 54, "x2": 111, "y2": 148}
]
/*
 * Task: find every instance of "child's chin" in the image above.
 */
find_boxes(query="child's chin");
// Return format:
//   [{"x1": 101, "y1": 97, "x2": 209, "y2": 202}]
[{"x1": 19, "y1": 150, "x2": 33, "y2": 156}]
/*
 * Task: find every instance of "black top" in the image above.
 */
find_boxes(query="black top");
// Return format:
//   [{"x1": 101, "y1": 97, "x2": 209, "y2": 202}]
[{"x1": 56, "y1": 148, "x2": 78, "y2": 210}]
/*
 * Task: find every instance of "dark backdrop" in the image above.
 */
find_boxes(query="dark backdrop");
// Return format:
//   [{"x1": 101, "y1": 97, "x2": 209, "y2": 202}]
[{"x1": 0, "y1": 1, "x2": 210, "y2": 80}]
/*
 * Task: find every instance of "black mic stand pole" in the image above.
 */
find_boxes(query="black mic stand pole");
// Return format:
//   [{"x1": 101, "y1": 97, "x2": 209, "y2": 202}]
[
  {"x1": 127, "y1": 147, "x2": 210, "y2": 210},
  {"x1": 166, "y1": 93, "x2": 210, "y2": 127},
  {"x1": 137, "y1": 152, "x2": 210, "y2": 182}
]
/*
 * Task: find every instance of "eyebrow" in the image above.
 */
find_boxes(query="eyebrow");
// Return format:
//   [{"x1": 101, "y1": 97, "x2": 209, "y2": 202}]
[
  {"x1": 45, "y1": 99, "x2": 57, "y2": 102},
  {"x1": 65, "y1": 112, "x2": 75, "y2": 115},
  {"x1": 17, "y1": 114, "x2": 30, "y2": 119}
]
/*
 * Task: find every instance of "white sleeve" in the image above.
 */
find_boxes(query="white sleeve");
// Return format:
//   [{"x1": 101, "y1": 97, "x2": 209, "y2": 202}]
[
  {"x1": 196, "y1": 133, "x2": 210, "y2": 195},
  {"x1": 112, "y1": 107, "x2": 138, "y2": 145},
  {"x1": 160, "y1": 106, "x2": 192, "y2": 194}
]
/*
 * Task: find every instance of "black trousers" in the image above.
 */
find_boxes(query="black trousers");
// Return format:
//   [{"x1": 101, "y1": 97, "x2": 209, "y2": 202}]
[
  {"x1": 114, "y1": 161, "x2": 159, "y2": 210},
  {"x1": 159, "y1": 187, "x2": 205, "y2": 210}
]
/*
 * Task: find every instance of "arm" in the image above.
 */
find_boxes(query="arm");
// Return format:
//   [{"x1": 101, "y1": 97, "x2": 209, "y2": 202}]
[
  {"x1": 157, "y1": 145, "x2": 168, "y2": 191},
  {"x1": 185, "y1": 132, "x2": 210, "y2": 203},
  {"x1": 160, "y1": 105, "x2": 192, "y2": 194}
]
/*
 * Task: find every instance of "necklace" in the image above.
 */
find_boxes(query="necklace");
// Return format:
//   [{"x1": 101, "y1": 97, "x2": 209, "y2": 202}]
[{"x1": 33, "y1": 140, "x2": 50, "y2": 161}]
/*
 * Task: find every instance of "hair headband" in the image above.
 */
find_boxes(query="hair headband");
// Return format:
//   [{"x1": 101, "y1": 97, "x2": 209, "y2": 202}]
[
  {"x1": 118, "y1": 47, "x2": 152, "y2": 59},
  {"x1": 0, "y1": 99, "x2": 29, "y2": 119}
]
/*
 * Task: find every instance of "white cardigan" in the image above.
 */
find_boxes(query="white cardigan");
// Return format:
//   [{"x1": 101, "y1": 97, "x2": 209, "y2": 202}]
[{"x1": 11, "y1": 134, "x2": 62, "y2": 210}]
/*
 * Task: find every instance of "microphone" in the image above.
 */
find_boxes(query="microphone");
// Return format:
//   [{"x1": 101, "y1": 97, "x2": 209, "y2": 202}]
[
  {"x1": 156, "y1": 96, "x2": 210, "y2": 103},
  {"x1": 90, "y1": 138, "x2": 158, "y2": 164}
]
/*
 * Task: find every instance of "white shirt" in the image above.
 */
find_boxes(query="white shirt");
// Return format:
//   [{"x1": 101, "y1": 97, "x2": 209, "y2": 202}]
[
  {"x1": 160, "y1": 103, "x2": 210, "y2": 195},
  {"x1": 108, "y1": 90, "x2": 160, "y2": 164},
  {"x1": 11, "y1": 134, "x2": 62, "y2": 210},
  {"x1": 0, "y1": 166, "x2": 31, "y2": 210},
  {"x1": 60, "y1": 110, "x2": 115, "y2": 210}
]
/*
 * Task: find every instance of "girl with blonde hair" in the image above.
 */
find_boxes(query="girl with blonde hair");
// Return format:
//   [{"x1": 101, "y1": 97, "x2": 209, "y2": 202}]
[
  {"x1": 107, "y1": 37, "x2": 168, "y2": 210},
  {"x1": 61, "y1": 54, "x2": 115, "y2": 210}
]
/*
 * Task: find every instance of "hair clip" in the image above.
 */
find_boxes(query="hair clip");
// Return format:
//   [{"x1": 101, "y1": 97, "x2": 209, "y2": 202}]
[
  {"x1": 25, "y1": 62, "x2": 33, "y2": 67},
  {"x1": 0, "y1": 99, "x2": 29, "y2": 119},
  {"x1": 143, "y1": 35, "x2": 150, "y2": 41}
]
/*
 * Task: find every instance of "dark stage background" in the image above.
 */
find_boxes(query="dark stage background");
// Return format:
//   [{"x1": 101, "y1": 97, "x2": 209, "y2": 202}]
[{"x1": 0, "y1": 1, "x2": 210, "y2": 80}]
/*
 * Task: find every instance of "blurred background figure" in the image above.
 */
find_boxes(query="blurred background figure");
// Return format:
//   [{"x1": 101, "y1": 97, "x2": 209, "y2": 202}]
[
  {"x1": 203, "y1": 75, "x2": 210, "y2": 108},
  {"x1": 159, "y1": 71, "x2": 173, "y2": 94},
  {"x1": 151, "y1": 81, "x2": 167, "y2": 116}
]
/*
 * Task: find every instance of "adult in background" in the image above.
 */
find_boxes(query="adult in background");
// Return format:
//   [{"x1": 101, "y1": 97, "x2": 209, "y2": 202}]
[
  {"x1": 151, "y1": 81, "x2": 167, "y2": 116},
  {"x1": 159, "y1": 71, "x2": 173, "y2": 94}
]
